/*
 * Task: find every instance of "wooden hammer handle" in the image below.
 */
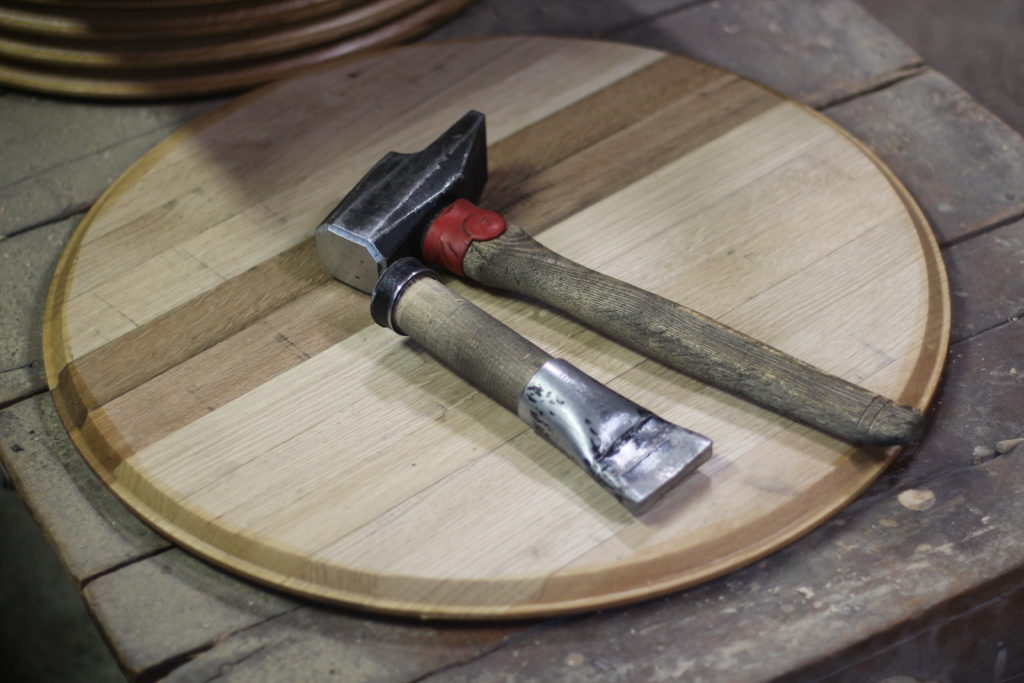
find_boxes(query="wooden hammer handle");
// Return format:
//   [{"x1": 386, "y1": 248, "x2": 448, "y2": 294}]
[{"x1": 462, "y1": 223, "x2": 922, "y2": 446}]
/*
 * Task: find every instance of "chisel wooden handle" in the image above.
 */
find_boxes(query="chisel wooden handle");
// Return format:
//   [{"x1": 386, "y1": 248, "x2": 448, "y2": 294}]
[
  {"x1": 374, "y1": 259, "x2": 550, "y2": 412},
  {"x1": 461, "y1": 222, "x2": 923, "y2": 446},
  {"x1": 370, "y1": 259, "x2": 713, "y2": 514}
]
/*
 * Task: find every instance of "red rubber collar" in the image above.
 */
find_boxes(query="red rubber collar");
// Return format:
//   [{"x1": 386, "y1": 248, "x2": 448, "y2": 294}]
[{"x1": 422, "y1": 199, "x2": 507, "y2": 275}]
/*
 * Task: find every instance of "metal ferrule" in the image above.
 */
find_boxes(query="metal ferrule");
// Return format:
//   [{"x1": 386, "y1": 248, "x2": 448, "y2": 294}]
[
  {"x1": 518, "y1": 359, "x2": 712, "y2": 515},
  {"x1": 370, "y1": 257, "x2": 439, "y2": 335}
]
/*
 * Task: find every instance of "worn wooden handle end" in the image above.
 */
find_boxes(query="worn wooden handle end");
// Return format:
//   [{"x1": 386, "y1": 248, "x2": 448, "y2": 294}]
[{"x1": 463, "y1": 224, "x2": 923, "y2": 446}]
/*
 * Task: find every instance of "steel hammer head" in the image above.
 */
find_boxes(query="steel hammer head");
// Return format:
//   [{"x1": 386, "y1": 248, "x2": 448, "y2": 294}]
[{"x1": 315, "y1": 110, "x2": 488, "y2": 293}]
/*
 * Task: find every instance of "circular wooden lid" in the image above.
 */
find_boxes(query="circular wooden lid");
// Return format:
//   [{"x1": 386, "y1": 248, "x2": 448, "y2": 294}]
[{"x1": 44, "y1": 37, "x2": 949, "y2": 618}]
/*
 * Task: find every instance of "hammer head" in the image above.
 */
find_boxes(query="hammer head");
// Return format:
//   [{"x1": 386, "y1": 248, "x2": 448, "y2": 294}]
[{"x1": 315, "y1": 110, "x2": 488, "y2": 293}]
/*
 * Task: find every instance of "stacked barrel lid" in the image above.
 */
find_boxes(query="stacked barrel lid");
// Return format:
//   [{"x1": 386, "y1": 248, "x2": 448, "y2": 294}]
[{"x1": 0, "y1": 0, "x2": 473, "y2": 98}]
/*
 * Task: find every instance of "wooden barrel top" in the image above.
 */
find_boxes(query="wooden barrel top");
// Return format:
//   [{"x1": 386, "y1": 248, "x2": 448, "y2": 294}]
[{"x1": 43, "y1": 36, "x2": 949, "y2": 618}]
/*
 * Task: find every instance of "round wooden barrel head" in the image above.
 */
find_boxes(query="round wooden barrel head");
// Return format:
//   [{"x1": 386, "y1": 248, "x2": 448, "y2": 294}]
[{"x1": 44, "y1": 37, "x2": 950, "y2": 619}]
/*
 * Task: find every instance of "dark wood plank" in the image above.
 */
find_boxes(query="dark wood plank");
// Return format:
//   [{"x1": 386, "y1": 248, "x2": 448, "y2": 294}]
[
  {"x1": 0, "y1": 214, "x2": 78, "y2": 404},
  {"x1": 87, "y1": 282, "x2": 366, "y2": 456},
  {"x1": 82, "y1": 549, "x2": 297, "y2": 680},
  {"x1": 827, "y1": 70, "x2": 1024, "y2": 244},
  {"x1": 426, "y1": 0, "x2": 694, "y2": 39},
  {"x1": 0, "y1": 395, "x2": 168, "y2": 585},
  {"x1": 487, "y1": 66, "x2": 778, "y2": 229},
  {"x1": 67, "y1": 239, "x2": 330, "y2": 412},
  {"x1": 868, "y1": 317, "x2": 1024, "y2": 493},
  {"x1": 163, "y1": 604, "x2": 520, "y2": 682},
  {"x1": 613, "y1": 0, "x2": 921, "y2": 107},
  {"x1": 779, "y1": 538, "x2": 1024, "y2": 681},
  {"x1": 943, "y1": 218, "x2": 1024, "y2": 343},
  {"x1": 859, "y1": 0, "x2": 1024, "y2": 136}
]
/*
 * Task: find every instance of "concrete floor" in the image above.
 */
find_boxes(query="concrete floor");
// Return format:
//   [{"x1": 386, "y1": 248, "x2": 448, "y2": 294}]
[{"x1": 1, "y1": 2, "x2": 1020, "y2": 680}]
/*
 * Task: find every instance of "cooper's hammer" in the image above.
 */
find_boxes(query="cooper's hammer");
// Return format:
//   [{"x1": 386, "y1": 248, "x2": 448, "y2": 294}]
[{"x1": 316, "y1": 111, "x2": 923, "y2": 446}]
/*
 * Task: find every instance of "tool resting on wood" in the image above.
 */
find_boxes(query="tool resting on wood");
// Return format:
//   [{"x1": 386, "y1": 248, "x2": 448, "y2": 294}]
[
  {"x1": 315, "y1": 111, "x2": 923, "y2": 446},
  {"x1": 368, "y1": 258, "x2": 713, "y2": 515}
]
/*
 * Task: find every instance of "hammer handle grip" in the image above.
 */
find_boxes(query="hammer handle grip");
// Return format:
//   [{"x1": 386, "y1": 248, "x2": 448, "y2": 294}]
[
  {"x1": 462, "y1": 223, "x2": 922, "y2": 446},
  {"x1": 392, "y1": 275, "x2": 551, "y2": 413}
]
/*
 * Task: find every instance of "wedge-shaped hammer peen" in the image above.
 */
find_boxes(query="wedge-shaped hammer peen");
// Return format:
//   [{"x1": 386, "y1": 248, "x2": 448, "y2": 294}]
[
  {"x1": 361, "y1": 258, "x2": 712, "y2": 515},
  {"x1": 316, "y1": 111, "x2": 923, "y2": 446}
]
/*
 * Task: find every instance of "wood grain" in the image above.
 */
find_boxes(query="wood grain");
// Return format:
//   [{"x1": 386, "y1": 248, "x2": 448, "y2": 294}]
[{"x1": 43, "y1": 37, "x2": 949, "y2": 618}]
